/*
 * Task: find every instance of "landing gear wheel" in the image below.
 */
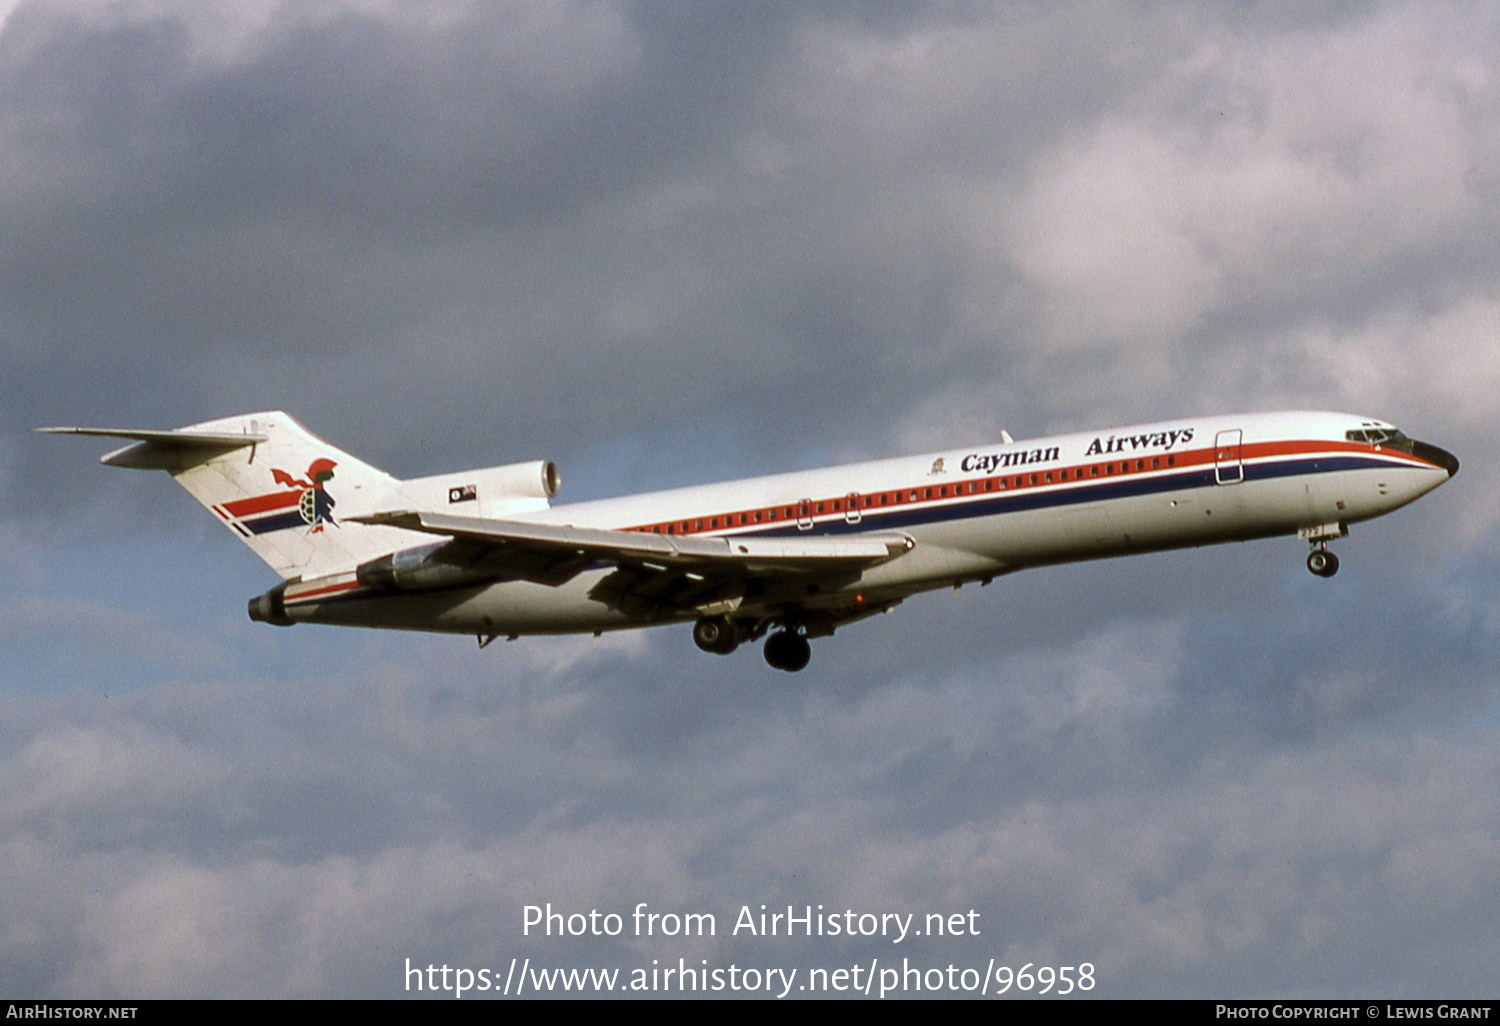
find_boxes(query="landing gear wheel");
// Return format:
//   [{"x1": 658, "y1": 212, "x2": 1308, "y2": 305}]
[
  {"x1": 1306, "y1": 549, "x2": 1340, "y2": 578},
  {"x1": 763, "y1": 630, "x2": 811, "y2": 672},
  {"x1": 692, "y1": 617, "x2": 739, "y2": 655}
]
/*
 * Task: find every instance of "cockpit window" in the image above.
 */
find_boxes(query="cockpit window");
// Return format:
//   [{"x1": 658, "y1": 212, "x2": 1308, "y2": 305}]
[{"x1": 1347, "y1": 427, "x2": 1412, "y2": 450}]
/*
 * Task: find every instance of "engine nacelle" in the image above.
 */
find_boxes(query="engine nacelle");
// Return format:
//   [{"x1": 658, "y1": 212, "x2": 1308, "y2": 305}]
[
  {"x1": 355, "y1": 542, "x2": 493, "y2": 592},
  {"x1": 400, "y1": 459, "x2": 560, "y2": 517},
  {"x1": 247, "y1": 582, "x2": 294, "y2": 625}
]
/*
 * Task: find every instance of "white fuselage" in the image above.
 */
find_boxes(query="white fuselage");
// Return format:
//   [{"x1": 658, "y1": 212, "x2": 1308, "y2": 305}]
[{"x1": 277, "y1": 410, "x2": 1455, "y2": 637}]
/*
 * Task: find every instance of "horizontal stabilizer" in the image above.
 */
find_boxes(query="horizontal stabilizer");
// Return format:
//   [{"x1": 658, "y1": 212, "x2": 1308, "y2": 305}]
[{"x1": 37, "y1": 426, "x2": 268, "y2": 470}]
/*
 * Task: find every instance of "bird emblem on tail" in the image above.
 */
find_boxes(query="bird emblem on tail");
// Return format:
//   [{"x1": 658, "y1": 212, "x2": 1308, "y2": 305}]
[{"x1": 271, "y1": 458, "x2": 338, "y2": 532}]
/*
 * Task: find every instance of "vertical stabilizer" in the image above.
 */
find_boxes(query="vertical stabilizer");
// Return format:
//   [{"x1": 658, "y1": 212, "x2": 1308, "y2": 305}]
[{"x1": 42, "y1": 412, "x2": 419, "y2": 578}]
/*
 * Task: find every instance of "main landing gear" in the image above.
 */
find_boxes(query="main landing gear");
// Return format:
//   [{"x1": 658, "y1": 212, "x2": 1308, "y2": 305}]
[
  {"x1": 691, "y1": 616, "x2": 813, "y2": 672},
  {"x1": 1306, "y1": 545, "x2": 1340, "y2": 578},
  {"x1": 691, "y1": 616, "x2": 739, "y2": 655},
  {"x1": 763, "y1": 629, "x2": 811, "y2": 673}
]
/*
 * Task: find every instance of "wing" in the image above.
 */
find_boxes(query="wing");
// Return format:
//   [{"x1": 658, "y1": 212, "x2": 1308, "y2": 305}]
[{"x1": 350, "y1": 509, "x2": 914, "y2": 622}]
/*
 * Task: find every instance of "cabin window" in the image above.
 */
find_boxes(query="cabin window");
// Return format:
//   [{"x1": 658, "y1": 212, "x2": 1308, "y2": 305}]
[
  {"x1": 710, "y1": 518, "x2": 719, "y2": 528},
  {"x1": 1152, "y1": 458, "x2": 1160, "y2": 469},
  {"x1": 1167, "y1": 456, "x2": 1175, "y2": 467}
]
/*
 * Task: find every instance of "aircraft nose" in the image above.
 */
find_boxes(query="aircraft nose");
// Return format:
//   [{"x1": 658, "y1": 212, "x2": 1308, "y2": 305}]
[{"x1": 1412, "y1": 439, "x2": 1459, "y2": 478}]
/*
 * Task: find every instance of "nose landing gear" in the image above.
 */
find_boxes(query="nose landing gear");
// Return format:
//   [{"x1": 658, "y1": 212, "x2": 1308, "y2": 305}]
[{"x1": 1306, "y1": 545, "x2": 1339, "y2": 578}]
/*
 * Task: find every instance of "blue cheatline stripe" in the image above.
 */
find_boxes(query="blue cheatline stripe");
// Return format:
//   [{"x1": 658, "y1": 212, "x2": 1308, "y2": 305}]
[
  {"x1": 747, "y1": 466, "x2": 1213, "y2": 538},
  {"x1": 245, "y1": 511, "x2": 308, "y2": 535},
  {"x1": 736, "y1": 453, "x2": 1411, "y2": 539}
]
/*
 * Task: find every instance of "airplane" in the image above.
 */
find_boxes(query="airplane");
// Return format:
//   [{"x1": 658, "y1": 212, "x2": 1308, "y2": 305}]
[{"x1": 41, "y1": 409, "x2": 1458, "y2": 672}]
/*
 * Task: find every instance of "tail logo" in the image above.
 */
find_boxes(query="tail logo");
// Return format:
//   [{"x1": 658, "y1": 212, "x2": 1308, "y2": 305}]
[
  {"x1": 272, "y1": 459, "x2": 338, "y2": 532},
  {"x1": 212, "y1": 458, "x2": 339, "y2": 537}
]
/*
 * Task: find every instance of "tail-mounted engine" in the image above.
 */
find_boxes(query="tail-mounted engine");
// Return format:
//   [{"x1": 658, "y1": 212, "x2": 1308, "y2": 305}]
[
  {"x1": 400, "y1": 460, "x2": 560, "y2": 517},
  {"x1": 354, "y1": 541, "x2": 492, "y2": 592}
]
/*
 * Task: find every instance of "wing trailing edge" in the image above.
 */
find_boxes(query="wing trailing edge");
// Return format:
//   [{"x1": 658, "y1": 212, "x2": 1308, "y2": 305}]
[{"x1": 350, "y1": 509, "x2": 914, "y2": 580}]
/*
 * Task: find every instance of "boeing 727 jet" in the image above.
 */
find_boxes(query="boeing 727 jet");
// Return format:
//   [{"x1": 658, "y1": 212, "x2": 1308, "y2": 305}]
[{"x1": 42, "y1": 410, "x2": 1457, "y2": 671}]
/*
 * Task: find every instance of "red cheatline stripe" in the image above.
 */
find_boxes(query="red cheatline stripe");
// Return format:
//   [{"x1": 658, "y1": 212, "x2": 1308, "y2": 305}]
[
  {"x1": 222, "y1": 489, "x2": 304, "y2": 518},
  {"x1": 1240, "y1": 439, "x2": 1428, "y2": 465},
  {"x1": 285, "y1": 578, "x2": 362, "y2": 602},
  {"x1": 623, "y1": 439, "x2": 1433, "y2": 536}
]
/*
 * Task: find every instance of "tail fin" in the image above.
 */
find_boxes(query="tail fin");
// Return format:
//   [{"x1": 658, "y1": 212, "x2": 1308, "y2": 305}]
[{"x1": 42, "y1": 412, "x2": 412, "y2": 578}]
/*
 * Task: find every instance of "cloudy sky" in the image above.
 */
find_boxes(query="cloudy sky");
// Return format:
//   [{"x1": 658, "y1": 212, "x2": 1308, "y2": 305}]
[{"x1": 1, "y1": 0, "x2": 1497, "y2": 999}]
